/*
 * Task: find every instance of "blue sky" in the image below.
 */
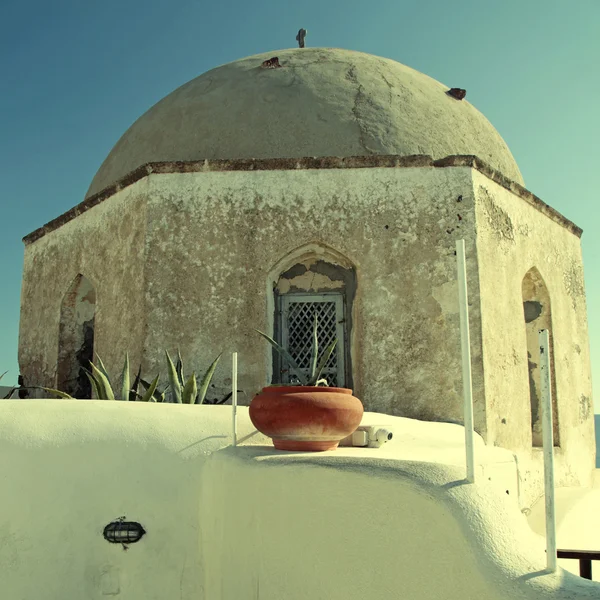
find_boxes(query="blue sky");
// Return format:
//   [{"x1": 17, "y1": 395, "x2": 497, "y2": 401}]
[{"x1": 1, "y1": 0, "x2": 598, "y2": 412}]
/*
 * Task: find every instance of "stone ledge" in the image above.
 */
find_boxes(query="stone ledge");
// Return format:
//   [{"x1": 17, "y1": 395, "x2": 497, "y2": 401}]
[{"x1": 22, "y1": 155, "x2": 582, "y2": 244}]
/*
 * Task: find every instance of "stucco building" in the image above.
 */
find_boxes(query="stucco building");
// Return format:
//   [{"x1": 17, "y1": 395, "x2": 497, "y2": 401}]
[{"x1": 18, "y1": 47, "x2": 594, "y2": 507}]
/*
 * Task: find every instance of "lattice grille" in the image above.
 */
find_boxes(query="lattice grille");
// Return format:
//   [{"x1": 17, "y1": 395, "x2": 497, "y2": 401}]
[{"x1": 284, "y1": 300, "x2": 340, "y2": 386}]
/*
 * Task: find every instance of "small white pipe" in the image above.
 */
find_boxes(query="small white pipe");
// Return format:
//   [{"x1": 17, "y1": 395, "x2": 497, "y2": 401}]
[
  {"x1": 232, "y1": 352, "x2": 238, "y2": 447},
  {"x1": 539, "y1": 329, "x2": 557, "y2": 571},
  {"x1": 456, "y1": 239, "x2": 476, "y2": 483}
]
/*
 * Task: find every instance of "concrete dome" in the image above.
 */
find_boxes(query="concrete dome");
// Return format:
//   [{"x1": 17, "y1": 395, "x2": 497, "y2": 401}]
[{"x1": 86, "y1": 48, "x2": 523, "y2": 197}]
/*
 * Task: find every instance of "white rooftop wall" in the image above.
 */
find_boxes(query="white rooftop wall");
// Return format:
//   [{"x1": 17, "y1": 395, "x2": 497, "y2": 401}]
[{"x1": 0, "y1": 401, "x2": 598, "y2": 599}]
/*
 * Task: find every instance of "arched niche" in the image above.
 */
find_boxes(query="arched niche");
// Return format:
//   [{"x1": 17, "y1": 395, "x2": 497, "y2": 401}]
[
  {"x1": 56, "y1": 274, "x2": 97, "y2": 399},
  {"x1": 522, "y1": 267, "x2": 559, "y2": 447},
  {"x1": 267, "y1": 244, "x2": 357, "y2": 388}
]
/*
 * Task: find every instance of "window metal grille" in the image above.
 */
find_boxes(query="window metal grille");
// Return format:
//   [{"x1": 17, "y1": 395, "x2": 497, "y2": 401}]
[{"x1": 280, "y1": 294, "x2": 345, "y2": 387}]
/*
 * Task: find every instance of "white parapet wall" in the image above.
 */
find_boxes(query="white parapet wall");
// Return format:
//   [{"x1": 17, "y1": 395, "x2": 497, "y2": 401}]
[
  {"x1": 528, "y1": 470, "x2": 600, "y2": 582},
  {"x1": 0, "y1": 401, "x2": 598, "y2": 599}
]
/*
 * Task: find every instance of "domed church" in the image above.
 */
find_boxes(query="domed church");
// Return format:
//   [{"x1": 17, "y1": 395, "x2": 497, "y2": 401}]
[{"x1": 18, "y1": 48, "x2": 594, "y2": 501}]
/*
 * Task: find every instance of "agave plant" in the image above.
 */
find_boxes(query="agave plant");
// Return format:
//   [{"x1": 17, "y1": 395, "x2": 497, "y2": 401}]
[
  {"x1": 136, "y1": 377, "x2": 170, "y2": 403},
  {"x1": 130, "y1": 349, "x2": 223, "y2": 404},
  {"x1": 18, "y1": 348, "x2": 229, "y2": 404},
  {"x1": 203, "y1": 389, "x2": 244, "y2": 405},
  {"x1": 1, "y1": 371, "x2": 18, "y2": 399},
  {"x1": 255, "y1": 313, "x2": 337, "y2": 386},
  {"x1": 34, "y1": 353, "x2": 160, "y2": 402}
]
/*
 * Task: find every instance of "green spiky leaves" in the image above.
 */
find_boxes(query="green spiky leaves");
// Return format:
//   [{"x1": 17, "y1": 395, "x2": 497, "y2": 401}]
[
  {"x1": 12, "y1": 348, "x2": 228, "y2": 403},
  {"x1": 0, "y1": 371, "x2": 18, "y2": 399},
  {"x1": 163, "y1": 349, "x2": 222, "y2": 404},
  {"x1": 256, "y1": 313, "x2": 336, "y2": 386}
]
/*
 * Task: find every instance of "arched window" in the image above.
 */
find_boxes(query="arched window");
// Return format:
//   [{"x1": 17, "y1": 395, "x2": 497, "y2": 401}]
[
  {"x1": 269, "y1": 245, "x2": 356, "y2": 388},
  {"x1": 522, "y1": 268, "x2": 559, "y2": 447},
  {"x1": 56, "y1": 274, "x2": 96, "y2": 399}
]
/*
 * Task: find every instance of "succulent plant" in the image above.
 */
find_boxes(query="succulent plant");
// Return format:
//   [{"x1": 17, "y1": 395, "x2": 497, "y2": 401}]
[
  {"x1": 128, "y1": 349, "x2": 225, "y2": 404},
  {"x1": 203, "y1": 390, "x2": 242, "y2": 405},
  {"x1": 136, "y1": 377, "x2": 170, "y2": 403},
  {"x1": 255, "y1": 313, "x2": 337, "y2": 386},
  {"x1": 31, "y1": 353, "x2": 160, "y2": 402},
  {"x1": 1, "y1": 371, "x2": 18, "y2": 399},
  {"x1": 16, "y1": 349, "x2": 235, "y2": 404}
]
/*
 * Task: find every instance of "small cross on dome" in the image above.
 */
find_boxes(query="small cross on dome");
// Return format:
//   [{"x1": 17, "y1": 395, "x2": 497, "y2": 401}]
[{"x1": 296, "y1": 28, "x2": 307, "y2": 48}]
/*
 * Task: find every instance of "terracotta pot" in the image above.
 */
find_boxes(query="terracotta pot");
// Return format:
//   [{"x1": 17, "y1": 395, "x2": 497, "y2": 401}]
[{"x1": 249, "y1": 386, "x2": 364, "y2": 451}]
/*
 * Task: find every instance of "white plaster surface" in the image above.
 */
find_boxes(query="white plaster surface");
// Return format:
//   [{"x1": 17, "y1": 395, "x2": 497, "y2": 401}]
[
  {"x1": 528, "y1": 471, "x2": 600, "y2": 582},
  {"x1": 139, "y1": 167, "x2": 481, "y2": 427},
  {"x1": 0, "y1": 401, "x2": 598, "y2": 599},
  {"x1": 23, "y1": 167, "x2": 479, "y2": 428},
  {"x1": 87, "y1": 47, "x2": 523, "y2": 197},
  {"x1": 19, "y1": 177, "x2": 149, "y2": 395}
]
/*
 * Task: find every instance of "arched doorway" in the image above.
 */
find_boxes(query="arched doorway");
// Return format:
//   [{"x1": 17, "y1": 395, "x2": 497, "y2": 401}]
[
  {"x1": 56, "y1": 274, "x2": 96, "y2": 398},
  {"x1": 522, "y1": 267, "x2": 559, "y2": 447},
  {"x1": 270, "y1": 246, "x2": 356, "y2": 388}
]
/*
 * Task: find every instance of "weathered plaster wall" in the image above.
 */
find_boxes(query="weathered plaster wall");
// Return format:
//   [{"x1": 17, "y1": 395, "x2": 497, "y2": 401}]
[
  {"x1": 473, "y1": 171, "x2": 595, "y2": 507},
  {"x1": 1, "y1": 401, "x2": 598, "y2": 600},
  {"x1": 142, "y1": 167, "x2": 484, "y2": 427},
  {"x1": 18, "y1": 180, "x2": 149, "y2": 396}
]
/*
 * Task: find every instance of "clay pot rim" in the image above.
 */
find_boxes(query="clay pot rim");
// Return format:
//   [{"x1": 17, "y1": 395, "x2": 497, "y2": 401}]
[{"x1": 262, "y1": 385, "x2": 353, "y2": 394}]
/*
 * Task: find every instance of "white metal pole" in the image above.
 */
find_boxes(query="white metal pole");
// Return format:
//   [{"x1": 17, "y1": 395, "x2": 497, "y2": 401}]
[
  {"x1": 232, "y1": 352, "x2": 238, "y2": 447},
  {"x1": 456, "y1": 239, "x2": 476, "y2": 483},
  {"x1": 539, "y1": 329, "x2": 557, "y2": 572}
]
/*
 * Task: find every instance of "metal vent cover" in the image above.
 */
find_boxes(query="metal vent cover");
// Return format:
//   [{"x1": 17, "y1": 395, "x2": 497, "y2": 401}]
[{"x1": 280, "y1": 294, "x2": 345, "y2": 387}]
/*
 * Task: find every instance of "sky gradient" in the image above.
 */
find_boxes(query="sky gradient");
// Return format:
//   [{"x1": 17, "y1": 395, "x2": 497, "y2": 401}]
[{"x1": 1, "y1": 0, "x2": 599, "y2": 412}]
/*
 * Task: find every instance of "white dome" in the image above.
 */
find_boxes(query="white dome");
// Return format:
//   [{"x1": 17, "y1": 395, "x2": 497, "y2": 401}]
[{"x1": 87, "y1": 47, "x2": 523, "y2": 197}]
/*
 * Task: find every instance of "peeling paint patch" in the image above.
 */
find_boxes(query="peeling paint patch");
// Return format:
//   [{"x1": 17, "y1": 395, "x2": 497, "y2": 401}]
[
  {"x1": 479, "y1": 186, "x2": 514, "y2": 242},
  {"x1": 431, "y1": 280, "x2": 460, "y2": 315},
  {"x1": 579, "y1": 394, "x2": 591, "y2": 422},
  {"x1": 564, "y1": 262, "x2": 585, "y2": 310},
  {"x1": 277, "y1": 271, "x2": 343, "y2": 294}
]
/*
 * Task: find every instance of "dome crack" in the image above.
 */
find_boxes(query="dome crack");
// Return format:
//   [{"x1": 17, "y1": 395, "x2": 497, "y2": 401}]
[
  {"x1": 380, "y1": 73, "x2": 394, "y2": 106},
  {"x1": 345, "y1": 64, "x2": 378, "y2": 154}
]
